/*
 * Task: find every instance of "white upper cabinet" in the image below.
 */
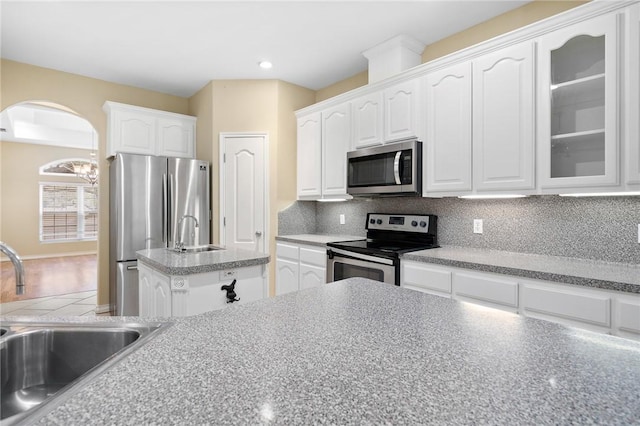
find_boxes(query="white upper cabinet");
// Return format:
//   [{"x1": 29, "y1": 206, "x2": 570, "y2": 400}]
[
  {"x1": 352, "y1": 92, "x2": 384, "y2": 149},
  {"x1": 104, "y1": 101, "x2": 195, "y2": 158},
  {"x1": 537, "y1": 13, "x2": 619, "y2": 190},
  {"x1": 297, "y1": 112, "x2": 322, "y2": 199},
  {"x1": 473, "y1": 41, "x2": 536, "y2": 192},
  {"x1": 321, "y1": 103, "x2": 352, "y2": 198},
  {"x1": 424, "y1": 62, "x2": 473, "y2": 194},
  {"x1": 384, "y1": 79, "x2": 421, "y2": 142},
  {"x1": 626, "y1": 4, "x2": 640, "y2": 186}
]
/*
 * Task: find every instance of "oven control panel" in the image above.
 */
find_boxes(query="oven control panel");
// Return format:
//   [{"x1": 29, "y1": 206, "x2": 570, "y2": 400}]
[{"x1": 366, "y1": 213, "x2": 436, "y2": 234}]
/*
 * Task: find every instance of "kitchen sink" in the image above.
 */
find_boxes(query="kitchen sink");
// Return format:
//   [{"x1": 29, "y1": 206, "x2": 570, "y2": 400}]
[
  {"x1": 0, "y1": 321, "x2": 170, "y2": 425},
  {"x1": 176, "y1": 244, "x2": 226, "y2": 253}
]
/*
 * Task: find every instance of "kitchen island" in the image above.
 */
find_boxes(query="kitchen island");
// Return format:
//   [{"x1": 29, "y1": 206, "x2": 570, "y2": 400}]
[
  {"x1": 16, "y1": 278, "x2": 640, "y2": 424},
  {"x1": 136, "y1": 247, "x2": 269, "y2": 317}
]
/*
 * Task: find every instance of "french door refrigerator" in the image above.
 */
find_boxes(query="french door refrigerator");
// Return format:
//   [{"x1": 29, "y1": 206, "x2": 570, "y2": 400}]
[{"x1": 109, "y1": 153, "x2": 210, "y2": 315}]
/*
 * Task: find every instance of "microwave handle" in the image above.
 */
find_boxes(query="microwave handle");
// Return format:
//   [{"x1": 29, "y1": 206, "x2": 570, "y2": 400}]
[{"x1": 393, "y1": 151, "x2": 402, "y2": 184}]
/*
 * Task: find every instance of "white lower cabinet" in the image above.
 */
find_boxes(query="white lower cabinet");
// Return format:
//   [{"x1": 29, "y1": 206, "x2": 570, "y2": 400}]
[
  {"x1": 138, "y1": 262, "x2": 267, "y2": 317},
  {"x1": 453, "y1": 271, "x2": 519, "y2": 313},
  {"x1": 402, "y1": 262, "x2": 452, "y2": 297},
  {"x1": 401, "y1": 260, "x2": 640, "y2": 340},
  {"x1": 520, "y1": 280, "x2": 611, "y2": 331},
  {"x1": 276, "y1": 242, "x2": 326, "y2": 295}
]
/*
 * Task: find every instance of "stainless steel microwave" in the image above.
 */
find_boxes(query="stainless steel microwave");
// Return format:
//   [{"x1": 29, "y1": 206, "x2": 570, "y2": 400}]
[{"x1": 347, "y1": 139, "x2": 422, "y2": 196}]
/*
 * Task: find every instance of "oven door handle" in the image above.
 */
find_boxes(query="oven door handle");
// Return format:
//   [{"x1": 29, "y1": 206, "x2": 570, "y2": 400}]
[
  {"x1": 327, "y1": 247, "x2": 395, "y2": 266},
  {"x1": 393, "y1": 151, "x2": 402, "y2": 185}
]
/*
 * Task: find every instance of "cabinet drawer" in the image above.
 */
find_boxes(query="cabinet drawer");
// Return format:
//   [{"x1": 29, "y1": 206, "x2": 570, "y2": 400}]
[
  {"x1": 299, "y1": 246, "x2": 326, "y2": 267},
  {"x1": 617, "y1": 299, "x2": 640, "y2": 334},
  {"x1": 522, "y1": 285, "x2": 611, "y2": 327},
  {"x1": 453, "y1": 272, "x2": 518, "y2": 307},
  {"x1": 276, "y1": 243, "x2": 299, "y2": 261},
  {"x1": 402, "y1": 262, "x2": 452, "y2": 295}
]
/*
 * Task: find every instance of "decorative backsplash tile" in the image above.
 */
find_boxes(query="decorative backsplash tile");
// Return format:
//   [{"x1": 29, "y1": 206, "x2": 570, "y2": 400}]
[{"x1": 280, "y1": 196, "x2": 640, "y2": 264}]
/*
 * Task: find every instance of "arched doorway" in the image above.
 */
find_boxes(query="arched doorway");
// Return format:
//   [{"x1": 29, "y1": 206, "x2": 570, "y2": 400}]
[{"x1": 0, "y1": 101, "x2": 99, "y2": 315}]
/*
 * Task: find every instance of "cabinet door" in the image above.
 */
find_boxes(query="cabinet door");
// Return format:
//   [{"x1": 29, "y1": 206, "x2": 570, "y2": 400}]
[
  {"x1": 401, "y1": 261, "x2": 452, "y2": 297},
  {"x1": 384, "y1": 79, "x2": 420, "y2": 142},
  {"x1": 299, "y1": 264, "x2": 325, "y2": 291},
  {"x1": 453, "y1": 271, "x2": 519, "y2": 312},
  {"x1": 626, "y1": 5, "x2": 640, "y2": 185},
  {"x1": 424, "y1": 62, "x2": 472, "y2": 194},
  {"x1": 352, "y1": 92, "x2": 384, "y2": 149},
  {"x1": 538, "y1": 13, "x2": 619, "y2": 189},
  {"x1": 157, "y1": 117, "x2": 195, "y2": 158},
  {"x1": 111, "y1": 109, "x2": 156, "y2": 156},
  {"x1": 297, "y1": 113, "x2": 322, "y2": 199},
  {"x1": 276, "y1": 258, "x2": 299, "y2": 296},
  {"x1": 322, "y1": 103, "x2": 351, "y2": 197},
  {"x1": 473, "y1": 41, "x2": 535, "y2": 191}
]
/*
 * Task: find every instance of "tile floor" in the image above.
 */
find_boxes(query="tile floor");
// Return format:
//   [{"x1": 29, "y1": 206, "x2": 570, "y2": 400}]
[{"x1": 0, "y1": 290, "x2": 103, "y2": 317}]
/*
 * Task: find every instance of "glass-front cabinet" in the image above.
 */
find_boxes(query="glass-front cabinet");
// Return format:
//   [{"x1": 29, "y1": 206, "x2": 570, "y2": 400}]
[{"x1": 537, "y1": 13, "x2": 619, "y2": 189}]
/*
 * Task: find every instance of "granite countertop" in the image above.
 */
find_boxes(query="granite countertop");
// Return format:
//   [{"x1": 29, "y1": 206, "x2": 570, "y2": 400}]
[
  {"x1": 276, "y1": 234, "x2": 363, "y2": 247},
  {"x1": 136, "y1": 246, "x2": 269, "y2": 275},
  {"x1": 6, "y1": 278, "x2": 638, "y2": 425},
  {"x1": 402, "y1": 246, "x2": 640, "y2": 294}
]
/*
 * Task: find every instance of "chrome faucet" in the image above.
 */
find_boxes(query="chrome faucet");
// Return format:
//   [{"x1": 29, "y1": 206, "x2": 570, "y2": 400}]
[
  {"x1": 176, "y1": 215, "x2": 199, "y2": 251},
  {"x1": 0, "y1": 241, "x2": 25, "y2": 295}
]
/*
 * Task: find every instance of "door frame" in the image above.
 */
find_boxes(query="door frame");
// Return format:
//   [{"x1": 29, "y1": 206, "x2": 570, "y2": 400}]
[{"x1": 218, "y1": 132, "x2": 270, "y2": 254}]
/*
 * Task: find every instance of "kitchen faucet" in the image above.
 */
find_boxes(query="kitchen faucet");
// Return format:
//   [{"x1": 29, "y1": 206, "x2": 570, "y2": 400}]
[
  {"x1": 0, "y1": 241, "x2": 25, "y2": 295},
  {"x1": 175, "y1": 215, "x2": 199, "y2": 251}
]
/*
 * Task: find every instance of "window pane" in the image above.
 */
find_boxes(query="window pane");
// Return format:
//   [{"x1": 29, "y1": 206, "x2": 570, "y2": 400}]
[{"x1": 40, "y1": 184, "x2": 97, "y2": 242}]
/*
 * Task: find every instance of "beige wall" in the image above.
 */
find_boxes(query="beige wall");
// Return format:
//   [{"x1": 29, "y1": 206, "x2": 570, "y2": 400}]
[
  {"x1": 189, "y1": 79, "x2": 314, "y2": 295},
  {"x1": 314, "y1": 1, "x2": 588, "y2": 99},
  {"x1": 0, "y1": 59, "x2": 189, "y2": 308},
  {"x1": 421, "y1": 0, "x2": 588, "y2": 62},
  {"x1": 0, "y1": 141, "x2": 97, "y2": 257}
]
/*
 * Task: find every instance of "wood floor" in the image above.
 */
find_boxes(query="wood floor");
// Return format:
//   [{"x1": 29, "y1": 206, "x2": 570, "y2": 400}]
[{"x1": 1, "y1": 254, "x2": 97, "y2": 303}]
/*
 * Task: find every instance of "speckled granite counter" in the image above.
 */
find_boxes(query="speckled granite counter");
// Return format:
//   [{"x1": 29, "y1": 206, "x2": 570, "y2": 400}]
[
  {"x1": 136, "y1": 247, "x2": 269, "y2": 275},
  {"x1": 276, "y1": 234, "x2": 362, "y2": 247},
  {"x1": 403, "y1": 246, "x2": 640, "y2": 294},
  {"x1": 4, "y1": 278, "x2": 638, "y2": 425}
]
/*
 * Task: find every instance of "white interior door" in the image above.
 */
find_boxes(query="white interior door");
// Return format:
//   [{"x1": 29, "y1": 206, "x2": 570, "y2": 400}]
[{"x1": 220, "y1": 133, "x2": 268, "y2": 253}]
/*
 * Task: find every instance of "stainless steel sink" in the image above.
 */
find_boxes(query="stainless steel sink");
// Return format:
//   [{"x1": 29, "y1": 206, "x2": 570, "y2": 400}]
[
  {"x1": 0, "y1": 321, "x2": 170, "y2": 424},
  {"x1": 175, "y1": 244, "x2": 226, "y2": 253}
]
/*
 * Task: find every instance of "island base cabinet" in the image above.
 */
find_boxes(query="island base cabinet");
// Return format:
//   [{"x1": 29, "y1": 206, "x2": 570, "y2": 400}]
[{"x1": 139, "y1": 263, "x2": 267, "y2": 317}]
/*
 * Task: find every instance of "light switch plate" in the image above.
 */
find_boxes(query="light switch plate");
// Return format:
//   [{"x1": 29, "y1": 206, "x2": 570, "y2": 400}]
[{"x1": 340, "y1": 214, "x2": 345, "y2": 225}]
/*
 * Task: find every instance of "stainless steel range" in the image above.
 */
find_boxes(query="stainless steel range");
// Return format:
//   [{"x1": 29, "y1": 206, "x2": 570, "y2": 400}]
[{"x1": 326, "y1": 213, "x2": 438, "y2": 286}]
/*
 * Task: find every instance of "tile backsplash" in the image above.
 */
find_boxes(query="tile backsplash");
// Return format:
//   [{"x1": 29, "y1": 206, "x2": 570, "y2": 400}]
[{"x1": 279, "y1": 196, "x2": 640, "y2": 263}]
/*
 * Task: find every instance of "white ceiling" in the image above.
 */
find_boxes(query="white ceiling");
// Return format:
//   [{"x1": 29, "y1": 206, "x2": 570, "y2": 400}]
[{"x1": 1, "y1": 1, "x2": 531, "y2": 98}]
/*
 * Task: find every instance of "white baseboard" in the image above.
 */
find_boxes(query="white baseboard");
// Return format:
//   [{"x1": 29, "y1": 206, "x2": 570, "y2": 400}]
[
  {"x1": 1, "y1": 251, "x2": 97, "y2": 262},
  {"x1": 95, "y1": 304, "x2": 113, "y2": 315}
]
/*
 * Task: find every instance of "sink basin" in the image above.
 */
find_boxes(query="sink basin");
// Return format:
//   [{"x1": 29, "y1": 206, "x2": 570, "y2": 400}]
[
  {"x1": 175, "y1": 244, "x2": 225, "y2": 253},
  {"x1": 0, "y1": 321, "x2": 169, "y2": 424}
]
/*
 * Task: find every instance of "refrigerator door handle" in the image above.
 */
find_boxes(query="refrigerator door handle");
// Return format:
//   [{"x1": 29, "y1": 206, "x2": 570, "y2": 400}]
[{"x1": 162, "y1": 173, "x2": 168, "y2": 244}]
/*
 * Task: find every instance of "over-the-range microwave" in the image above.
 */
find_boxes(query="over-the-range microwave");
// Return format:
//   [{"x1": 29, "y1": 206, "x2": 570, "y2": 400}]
[{"x1": 347, "y1": 139, "x2": 422, "y2": 197}]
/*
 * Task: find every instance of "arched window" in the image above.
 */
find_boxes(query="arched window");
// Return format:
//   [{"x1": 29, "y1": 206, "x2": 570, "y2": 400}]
[{"x1": 39, "y1": 158, "x2": 94, "y2": 177}]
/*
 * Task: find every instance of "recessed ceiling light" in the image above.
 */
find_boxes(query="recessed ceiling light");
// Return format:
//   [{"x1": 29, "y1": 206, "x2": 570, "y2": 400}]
[{"x1": 259, "y1": 61, "x2": 273, "y2": 69}]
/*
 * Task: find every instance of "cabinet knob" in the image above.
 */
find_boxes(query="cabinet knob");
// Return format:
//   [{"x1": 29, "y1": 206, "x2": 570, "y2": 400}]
[{"x1": 255, "y1": 231, "x2": 262, "y2": 237}]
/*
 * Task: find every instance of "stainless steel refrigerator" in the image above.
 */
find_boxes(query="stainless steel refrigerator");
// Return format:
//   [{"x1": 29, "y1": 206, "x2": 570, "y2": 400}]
[{"x1": 109, "y1": 153, "x2": 210, "y2": 315}]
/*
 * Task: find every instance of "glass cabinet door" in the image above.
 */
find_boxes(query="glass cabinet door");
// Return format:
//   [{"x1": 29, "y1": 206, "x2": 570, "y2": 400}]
[{"x1": 538, "y1": 13, "x2": 619, "y2": 189}]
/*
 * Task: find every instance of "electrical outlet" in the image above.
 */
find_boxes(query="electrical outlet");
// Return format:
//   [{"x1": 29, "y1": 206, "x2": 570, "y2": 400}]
[
  {"x1": 340, "y1": 214, "x2": 346, "y2": 225},
  {"x1": 473, "y1": 219, "x2": 483, "y2": 234}
]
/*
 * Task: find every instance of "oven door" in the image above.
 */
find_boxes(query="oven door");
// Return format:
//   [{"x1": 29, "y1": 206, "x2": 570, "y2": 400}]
[{"x1": 326, "y1": 248, "x2": 396, "y2": 285}]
